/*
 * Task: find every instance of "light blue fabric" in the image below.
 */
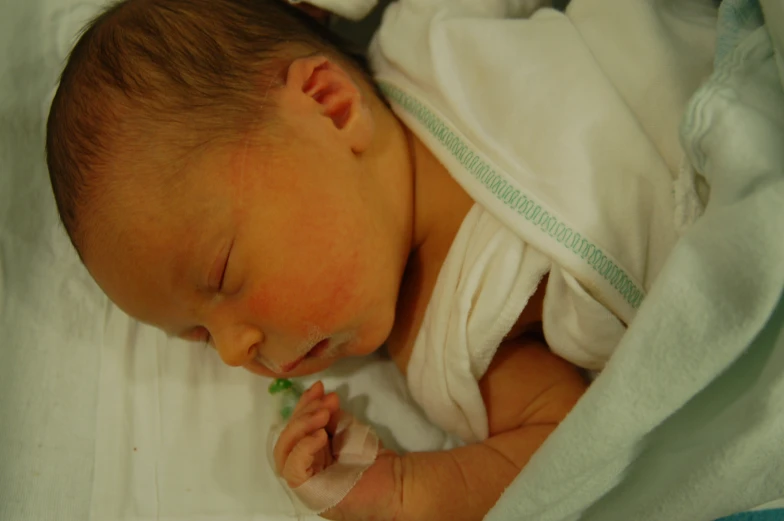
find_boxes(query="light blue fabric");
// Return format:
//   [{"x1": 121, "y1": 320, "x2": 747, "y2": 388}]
[
  {"x1": 486, "y1": 1, "x2": 784, "y2": 520},
  {"x1": 715, "y1": 0, "x2": 764, "y2": 64},
  {"x1": 718, "y1": 509, "x2": 784, "y2": 521}
]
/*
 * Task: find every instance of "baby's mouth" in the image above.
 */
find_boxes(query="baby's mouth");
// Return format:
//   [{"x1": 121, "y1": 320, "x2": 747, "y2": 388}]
[{"x1": 263, "y1": 338, "x2": 331, "y2": 374}]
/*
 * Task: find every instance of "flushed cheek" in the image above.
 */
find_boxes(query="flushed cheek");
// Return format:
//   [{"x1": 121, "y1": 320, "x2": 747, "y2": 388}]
[
  {"x1": 304, "y1": 266, "x2": 364, "y2": 331},
  {"x1": 245, "y1": 254, "x2": 365, "y2": 336}
]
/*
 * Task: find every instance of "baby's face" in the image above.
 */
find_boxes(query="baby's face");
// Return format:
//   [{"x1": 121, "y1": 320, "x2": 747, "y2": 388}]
[{"x1": 85, "y1": 113, "x2": 406, "y2": 377}]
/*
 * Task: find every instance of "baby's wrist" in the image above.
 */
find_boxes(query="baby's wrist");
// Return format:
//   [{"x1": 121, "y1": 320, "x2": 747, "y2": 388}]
[
  {"x1": 323, "y1": 451, "x2": 404, "y2": 521},
  {"x1": 379, "y1": 450, "x2": 405, "y2": 519}
]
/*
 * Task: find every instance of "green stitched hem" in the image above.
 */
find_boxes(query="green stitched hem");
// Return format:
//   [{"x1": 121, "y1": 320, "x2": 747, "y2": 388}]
[{"x1": 379, "y1": 81, "x2": 644, "y2": 310}]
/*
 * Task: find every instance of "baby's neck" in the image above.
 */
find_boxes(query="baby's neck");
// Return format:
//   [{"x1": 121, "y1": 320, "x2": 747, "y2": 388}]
[
  {"x1": 386, "y1": 127, "x2": 475, "y2": 374},
  {"x1": 408, "y1": 131, "x2": 474, "y2": 251}
]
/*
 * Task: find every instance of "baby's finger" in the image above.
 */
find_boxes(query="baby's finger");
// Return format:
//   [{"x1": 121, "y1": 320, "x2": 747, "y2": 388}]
[
  {"x1": 290, "y1": 395, "x2": 325, "y2": 422},
  {"x1": 282, "y1": 430, "x2": 330, "y2": 488},
  {"x1": 321, "y1": 391, "x2": 341, "y2": 414},
  {"x1": 273, "y1": 407, "x2": 330, "y2": 473},
  {"x1": 320, "y1": 393, "x2": 342, "y2": 436},
  {"x1": 292, "y1": 381, "x2": 324, "y2": 416}
]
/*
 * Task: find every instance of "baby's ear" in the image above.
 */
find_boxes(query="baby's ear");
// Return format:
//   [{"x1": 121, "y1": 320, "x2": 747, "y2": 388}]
[{"x1": 286, "y1": 55, "x2": 373, "y2": 153}]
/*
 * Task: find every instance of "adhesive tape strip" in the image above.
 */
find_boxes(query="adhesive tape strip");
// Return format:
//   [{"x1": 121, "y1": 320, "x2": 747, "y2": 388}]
[{"x1": 274, "y1": 412, "x2": 380, "y2": 515}]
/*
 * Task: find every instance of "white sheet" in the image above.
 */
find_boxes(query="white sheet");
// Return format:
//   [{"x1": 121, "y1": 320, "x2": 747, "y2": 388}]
[
  {"x1": 91, "y1": 308, "x2": 454, "y2": 521},
  {"x1": 0, "y1": 1, "x2": 107, "y2": 520}
]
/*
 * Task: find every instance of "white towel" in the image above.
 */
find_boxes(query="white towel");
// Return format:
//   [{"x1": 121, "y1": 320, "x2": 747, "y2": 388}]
[
  {"x1": 406, "y1": 204, "x2": 628, "y2": 444},
  {"x1": 406, "y1": 205, "x2": 550, "y2": 444}
]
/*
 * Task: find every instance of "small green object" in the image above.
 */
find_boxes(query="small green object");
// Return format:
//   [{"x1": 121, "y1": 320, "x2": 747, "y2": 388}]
[
  {"x1": 268, "y1": 378, "x2": 302, "y2": 421},
  {"x1": 268, "y1": 378, "x2": 294, "y2": 394},
  {"x1": 280, "y1": 403, "x2": 295, "y2": 421}
]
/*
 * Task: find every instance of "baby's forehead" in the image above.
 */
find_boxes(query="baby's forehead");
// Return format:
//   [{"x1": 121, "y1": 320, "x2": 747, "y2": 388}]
[
  {"x1": 87, "y1": 167, "x2": 193, "y2": 243},
  {"x1": 98, "y1": 130, "x2": 277, "y2": 243},
  {"x1": 106, "y1": 134, "x2": 224, "y2": 193}
]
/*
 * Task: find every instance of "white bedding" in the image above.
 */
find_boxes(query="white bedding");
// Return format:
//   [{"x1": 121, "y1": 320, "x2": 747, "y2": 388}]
[
  {"x1": 0, "y1": 1, "x2": 106, "y2": 520},
  {"x1": 92, "y1": 310, "x2": 453, "y2": 521},
  {"x1": 0, "y1": 1, "x2": 450, "y2": 520}
]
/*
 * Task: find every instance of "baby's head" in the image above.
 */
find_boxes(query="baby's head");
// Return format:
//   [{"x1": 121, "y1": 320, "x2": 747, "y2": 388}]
[{"x1": 46, "y1": 0, "x2": 415, "y2": 376}]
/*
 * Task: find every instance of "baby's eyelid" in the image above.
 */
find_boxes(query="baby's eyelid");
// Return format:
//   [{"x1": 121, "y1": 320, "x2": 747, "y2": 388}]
[
  {"x1": 218, "y1": 255, "x2": 229, "y2": 291},
  {"x1": 215, "y1": 239, "x2": 234, "y2": 293}
]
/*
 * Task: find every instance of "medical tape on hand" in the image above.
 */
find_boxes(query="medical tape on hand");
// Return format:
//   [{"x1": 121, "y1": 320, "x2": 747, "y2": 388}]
[{"x1": 271, "y1": 412, "x2": 380, "y2": 515}]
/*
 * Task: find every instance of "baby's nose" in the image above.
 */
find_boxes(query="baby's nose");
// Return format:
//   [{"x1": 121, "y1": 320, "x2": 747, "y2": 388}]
[{"x1": 212, "y1": 325, "x2": 263, "y2": 367}]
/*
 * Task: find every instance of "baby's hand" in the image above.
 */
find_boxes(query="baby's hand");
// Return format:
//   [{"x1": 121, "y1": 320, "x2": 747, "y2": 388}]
[{"x1": 273, "y1": 381, "x2": 341, "y2": 488}]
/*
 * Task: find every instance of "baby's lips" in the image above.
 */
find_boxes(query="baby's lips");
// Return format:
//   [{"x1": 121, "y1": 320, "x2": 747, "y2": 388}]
[{"x1": 280, "y1": 355, "x2": 305, "y2": 373}]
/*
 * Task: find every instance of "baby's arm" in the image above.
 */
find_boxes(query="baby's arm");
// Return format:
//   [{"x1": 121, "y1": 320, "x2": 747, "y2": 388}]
[
  {"x1": 275, "y1": 338, "x2": 587, "y2": 521},
  {"x1": 393, "y1": 338, "x2": 586, "y2": 521}
]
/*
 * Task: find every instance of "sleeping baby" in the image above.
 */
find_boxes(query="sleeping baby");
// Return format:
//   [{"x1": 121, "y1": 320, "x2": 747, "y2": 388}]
[{"x1": 45, "y1": 0, "x2": 717, "y2": 519}]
